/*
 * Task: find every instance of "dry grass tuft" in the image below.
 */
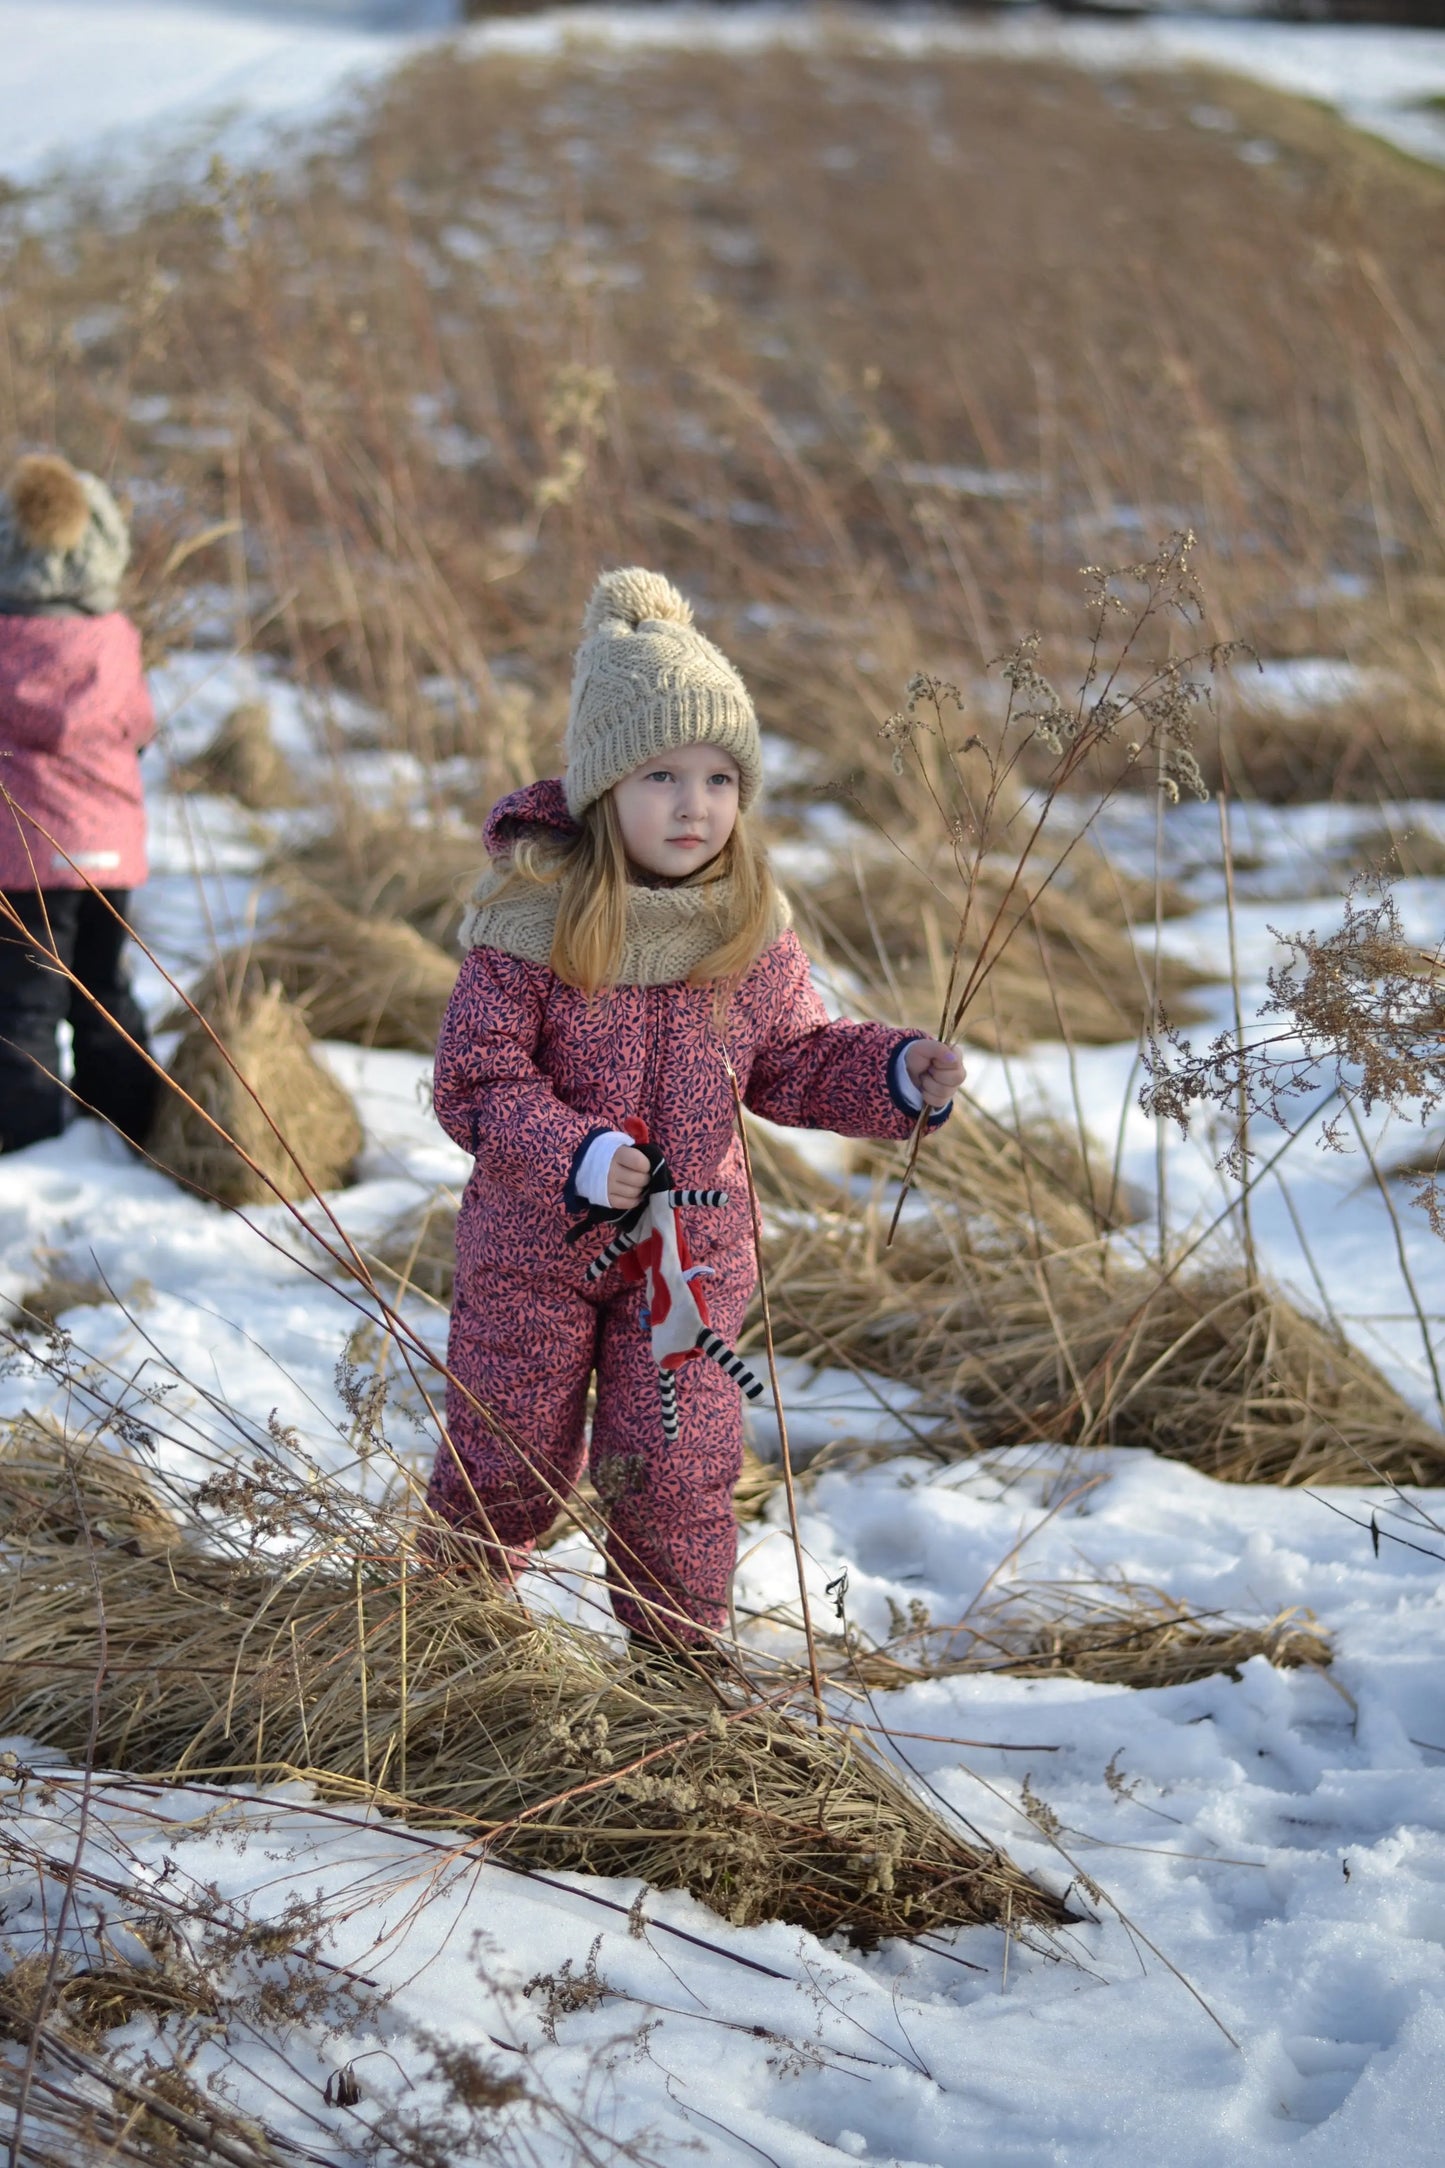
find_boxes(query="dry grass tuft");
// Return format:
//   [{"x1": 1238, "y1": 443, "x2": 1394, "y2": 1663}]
[
  {"x1": 285, "y1": 813, "x2": 481, "y2": 952},
  {"x1": 149, "y1": 977, "x2": 363, "y2": 1206},
  {"x1": 200, "y1": 884, "x2": 460, "y2": 1054},
  {"x1": 0, "y1": 1952, "x2": 219, "y2": 2046},
  {"x1": 0, "y1": 1431, "x2": 1066, "y2": 1947},
  {"x1": 756, "y1": 1108, "x2": 1445, "y2": 1487},
  {"x1": 7, "y1": 1271, "x2": 110, "y2": 1334},
  {"x1": 175, "y1": 700, "x2": 299, "y2": 810},
  {"x1": 848, "y1": 1580, "x2": 1331, "y2": 1693}
]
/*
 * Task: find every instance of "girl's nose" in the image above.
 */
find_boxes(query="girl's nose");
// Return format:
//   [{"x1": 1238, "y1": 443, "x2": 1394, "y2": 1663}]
[{"x1": 674, "y1": 778, "x2": 707, "y2": 819}]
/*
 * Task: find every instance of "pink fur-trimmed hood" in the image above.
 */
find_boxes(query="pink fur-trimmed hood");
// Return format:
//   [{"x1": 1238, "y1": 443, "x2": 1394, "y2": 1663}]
[{"x1": 481, "y1": 776, "x2": 577, "y2": 858}]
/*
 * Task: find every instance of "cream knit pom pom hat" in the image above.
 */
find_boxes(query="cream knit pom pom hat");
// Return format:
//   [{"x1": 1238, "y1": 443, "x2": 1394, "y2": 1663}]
[{"x1": 563, "y1": 566, "x2": 762, "y2": 817}]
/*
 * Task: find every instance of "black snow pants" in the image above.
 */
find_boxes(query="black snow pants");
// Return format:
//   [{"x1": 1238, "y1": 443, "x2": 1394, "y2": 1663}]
[{"x1": 0, "y1": 888, "x2": 156, "y2": 1153}]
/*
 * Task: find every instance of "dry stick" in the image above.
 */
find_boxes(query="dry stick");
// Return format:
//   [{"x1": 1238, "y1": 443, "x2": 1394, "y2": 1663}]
[
  {"x1": 1032, "y1": 919, "x2": 1104, "y2": 1238},
  {"x1": 6, "y1": 1465, "x2": 109, "y2": 2168},
  {"x1": 1272, "y1": 1167, "x2": 1346, "y2": 1346},
  {"x1": 1217, "y1": 788, "x2": 1257, "y2": 1283},
  {"x1": 27, "y1": 2030, "x2": 333, "y2": 2168},
  {"x1": 724, "y1": 1057, "x2": 824, "y2": 1725},
  {"x1": 1343, "y1": 1096, "x2": 1445, "y2": 1425}
]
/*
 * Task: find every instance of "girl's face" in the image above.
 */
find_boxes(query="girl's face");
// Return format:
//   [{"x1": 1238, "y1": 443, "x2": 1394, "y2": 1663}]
[{"x1": 611, "y1": 744, "x2": 741, "y2": 879}]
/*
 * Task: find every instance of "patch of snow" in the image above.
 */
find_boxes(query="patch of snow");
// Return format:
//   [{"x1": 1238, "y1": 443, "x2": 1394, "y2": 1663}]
[
  {"x1": 897, "y1": 461, "x2": 1034, "y2": 500},
  {"x1": 1231, "y1": 656, "x2": 1390, "y2": 716},
  {"x1": 0, "y1": 1, "x2": 458, "y2": 189}
]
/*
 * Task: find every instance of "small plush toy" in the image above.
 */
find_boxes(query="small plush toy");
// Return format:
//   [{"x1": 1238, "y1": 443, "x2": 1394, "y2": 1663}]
[{"x1": 567, "y1": 1118, "x2": 766, "y2": 1438}]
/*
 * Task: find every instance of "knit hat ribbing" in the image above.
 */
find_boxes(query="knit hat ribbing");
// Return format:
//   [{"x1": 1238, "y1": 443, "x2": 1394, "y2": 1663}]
[
  {"x1": 564, "y1": 566, "x2": 762, "y2": 817},
  {"x1": 0, "y1": 455, "x2": 131, "y2": 616}
]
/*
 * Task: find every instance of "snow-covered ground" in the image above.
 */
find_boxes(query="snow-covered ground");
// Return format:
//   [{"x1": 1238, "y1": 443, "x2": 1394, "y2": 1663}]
[
  {"x1": 5, "y1": 637, "x2": 1445, "y2": 2160},
  {"x1": 8, "y1": 1449, "x2": 1445, "y2": 2164},
  {"x1": 2, "y1": 2, "x2": 1445, "y2": 190}
]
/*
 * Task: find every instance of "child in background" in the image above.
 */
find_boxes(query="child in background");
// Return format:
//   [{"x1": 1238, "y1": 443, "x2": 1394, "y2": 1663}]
[
  {"x1": 0, "y1": 455, "x2": 156, "y2": 1154},
  {"x1": 427, "y1": 567, "x2": 962, "y2": 1653}
]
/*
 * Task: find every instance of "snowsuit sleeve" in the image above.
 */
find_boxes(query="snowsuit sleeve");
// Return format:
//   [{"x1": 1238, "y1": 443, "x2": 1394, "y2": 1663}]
[
  {"x1": 432, "y1": 947, "x2": 604, "y2": 1199},
  {"x1": 743, "y1": 931, "x2": 951, "y2": 1140}
]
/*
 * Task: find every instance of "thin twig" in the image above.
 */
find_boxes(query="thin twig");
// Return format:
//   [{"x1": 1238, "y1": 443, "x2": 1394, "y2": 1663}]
[{"x1": 724, "y1": 1057, "x2": 824, "y2": 1724}]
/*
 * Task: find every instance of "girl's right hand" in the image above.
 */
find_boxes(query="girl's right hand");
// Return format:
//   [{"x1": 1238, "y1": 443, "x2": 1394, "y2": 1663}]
[{"x1": 608, "y1": 1146, "x2": 653, "y2": 1210}]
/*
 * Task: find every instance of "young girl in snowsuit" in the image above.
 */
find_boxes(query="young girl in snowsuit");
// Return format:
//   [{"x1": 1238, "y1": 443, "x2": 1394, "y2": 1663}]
[
  {"x1": 0, "y1": 455, "x2": 156, "y2": 1154},
  {"x1": 427, "y1": 567, "x2": 962, "y2": 1650}
]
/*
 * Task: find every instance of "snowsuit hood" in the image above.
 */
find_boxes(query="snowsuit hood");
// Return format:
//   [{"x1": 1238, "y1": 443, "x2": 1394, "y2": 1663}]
[
  {"x1": 481, "y1": 775, "x2": 578, "y2": 858},
  {"x1": 460, "y1": 776, "x2": 791, "y2": 985}
]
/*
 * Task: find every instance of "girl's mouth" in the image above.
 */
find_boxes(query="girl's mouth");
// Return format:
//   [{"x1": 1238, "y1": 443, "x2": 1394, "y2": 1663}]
[{"x1": 667, "y1": 835, "x2": 706, "y2": 848}]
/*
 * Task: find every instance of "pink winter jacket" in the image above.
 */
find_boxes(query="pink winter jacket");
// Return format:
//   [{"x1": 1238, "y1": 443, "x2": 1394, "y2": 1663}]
[
  {"x1": 434, "y1": 780, "x2": 947, "y2": 1300},
  {"x1": 0, "y1": 613, "x2": 154, "y2": 891}
]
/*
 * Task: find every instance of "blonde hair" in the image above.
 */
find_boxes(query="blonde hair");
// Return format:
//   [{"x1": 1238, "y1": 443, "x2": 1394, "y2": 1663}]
[{"x1": 498, "y1": 791, "x2": 778, "y2": 1001}]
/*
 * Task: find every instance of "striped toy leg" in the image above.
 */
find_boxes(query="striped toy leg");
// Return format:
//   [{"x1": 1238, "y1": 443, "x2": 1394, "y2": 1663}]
[
  {"x1": 592, "y1": 1247, "x2": 755, "y2": 1647},
  {"x1": 695, "y1": 1329, "x2": 766, "y2": 1402}
]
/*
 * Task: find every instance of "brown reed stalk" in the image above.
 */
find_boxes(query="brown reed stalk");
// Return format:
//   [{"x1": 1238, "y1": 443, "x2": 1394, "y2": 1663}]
[{"x1": 1217, "y1": 786, "x2": 1257, "y2": 1284}]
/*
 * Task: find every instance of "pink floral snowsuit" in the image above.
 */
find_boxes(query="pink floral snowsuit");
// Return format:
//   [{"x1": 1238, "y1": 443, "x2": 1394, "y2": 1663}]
[{"x1": 427, "y1": 780, "x2": 948, "y2": 1645}]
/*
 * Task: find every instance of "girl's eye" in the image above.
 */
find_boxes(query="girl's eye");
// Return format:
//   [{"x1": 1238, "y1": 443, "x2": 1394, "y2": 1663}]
[
  {"x1": 646, "y1": 770, "x2": 672, "y2": 783},
  {"x1": 709, "y1": 772, "x2": 736, "y2": 787}
]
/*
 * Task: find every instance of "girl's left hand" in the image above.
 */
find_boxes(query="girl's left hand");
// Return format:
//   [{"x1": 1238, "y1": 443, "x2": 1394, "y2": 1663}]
[{"x1": 904, "y1": 1038, "x2": 965, "y2": 1109}]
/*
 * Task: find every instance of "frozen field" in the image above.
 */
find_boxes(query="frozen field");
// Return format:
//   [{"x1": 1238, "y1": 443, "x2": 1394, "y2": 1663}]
[{"x1": 5, "y1": 633, "x2": 1445, "y2": 2163}]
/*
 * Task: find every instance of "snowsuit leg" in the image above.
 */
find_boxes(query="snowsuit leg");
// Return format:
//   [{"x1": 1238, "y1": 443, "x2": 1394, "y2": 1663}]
[
  {"x1": 432, "y1": 1271, "x2": 596, "y2": 1576},
  {"x1": 0, "y1": 888, "x2": 154, "y2": 1153},
  {"x1": 592, "y1": 1246, "x2": 755, "y2": 1647},
  {"x1": 429, "y1": 1245, "x2": 756, "y2": 1645},
  {"x1": 68, "y1": 889, "x2": 156, "y2": 1146}
]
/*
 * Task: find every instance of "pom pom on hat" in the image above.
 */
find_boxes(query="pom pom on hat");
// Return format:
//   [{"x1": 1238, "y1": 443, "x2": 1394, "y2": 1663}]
[
  {"x1": 11, "y1": 455, "x2": 92, "y2": 554},
  {"x1": 565, "y1": 565, "x2": 763, "y2": 818},
  {"x1": 582, "y1": 566, "x2": 694, "y2": 636}
]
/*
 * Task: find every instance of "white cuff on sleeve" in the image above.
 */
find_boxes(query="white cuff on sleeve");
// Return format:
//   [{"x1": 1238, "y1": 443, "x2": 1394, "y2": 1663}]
[
  {"x1": 891, "y1": 1043, "x2": 925, "y2": 1113},
  {"x1": 574, "y1": 1128, "x2": 636, "y2": 1209}
]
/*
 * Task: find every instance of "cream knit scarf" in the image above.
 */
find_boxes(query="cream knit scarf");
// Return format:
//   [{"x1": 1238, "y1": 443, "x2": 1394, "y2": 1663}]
[{"x1": 460, "y1": 859, "x2": 791, "y2": 986}]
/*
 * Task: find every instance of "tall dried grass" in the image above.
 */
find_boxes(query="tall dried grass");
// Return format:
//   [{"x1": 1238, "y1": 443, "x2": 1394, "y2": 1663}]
[{"x1": 1, "y1": 37, "x2": 1439, "y2": 802}]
